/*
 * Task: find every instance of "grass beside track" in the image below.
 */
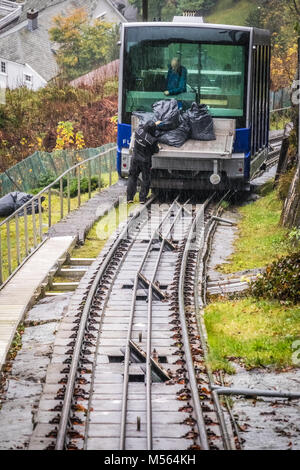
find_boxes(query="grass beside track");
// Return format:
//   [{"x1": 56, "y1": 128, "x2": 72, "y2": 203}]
[
  {"x1": 217, "y1": 187, "x2": 289, "y2": 274},
  {"x1": 204, "y1": 298, "x2": 300, "y2": 373},
  {"x1": 53, "y1": 195, "x2": 141, "y2": 285},
  {"x1": 72, "y1": 196, "x2": 140, "y2": 259},
  {"x1": 205, "y1": 182, "x2": 299, "y2": 373}
]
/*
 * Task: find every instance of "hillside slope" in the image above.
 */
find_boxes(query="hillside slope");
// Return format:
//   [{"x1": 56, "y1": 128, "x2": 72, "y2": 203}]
[{"x1": 205, "y1": 0, "x2": 258, "y2": 26}]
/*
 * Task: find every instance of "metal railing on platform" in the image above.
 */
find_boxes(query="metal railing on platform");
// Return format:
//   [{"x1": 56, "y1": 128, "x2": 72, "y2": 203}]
[
  {"x1": 0, "y1": 144, "x2": 116, "y2": 197},
  {"x1": 0, "y1": 145, "x2": 117, "y2": 288}
]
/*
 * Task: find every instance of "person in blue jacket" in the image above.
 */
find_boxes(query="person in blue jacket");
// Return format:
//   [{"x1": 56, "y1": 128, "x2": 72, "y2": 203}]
[{"x1": 164, "y1": 57, "x2": 187, "y2": 96}]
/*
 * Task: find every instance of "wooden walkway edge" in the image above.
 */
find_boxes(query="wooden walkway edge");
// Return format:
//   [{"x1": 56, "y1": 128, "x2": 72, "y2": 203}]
[
  {"x1": 0, "y1": 236, "x2": 75, "y2": 369},
  {"x1": 0, "y1": 180, "x2": 127, "y2": 371}
]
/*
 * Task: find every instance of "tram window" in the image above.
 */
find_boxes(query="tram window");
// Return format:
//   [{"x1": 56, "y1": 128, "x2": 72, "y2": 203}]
[
  {"x1": 197, "y1": 44, "x2": 245, "y2": 118},
  {"x1": 122, "y1": 35, "x2": 248, "y2": 126}
]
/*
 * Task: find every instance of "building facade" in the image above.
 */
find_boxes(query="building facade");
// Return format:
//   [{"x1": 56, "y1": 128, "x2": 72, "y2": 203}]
[{"x1": 0, "y1": 0, "x2": 127, "y2": 91}]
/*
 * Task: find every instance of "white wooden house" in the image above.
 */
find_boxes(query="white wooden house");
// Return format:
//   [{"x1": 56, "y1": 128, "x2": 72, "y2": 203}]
[{"x1": 0, "y1": 0, "x2": 128, "y2": 91}]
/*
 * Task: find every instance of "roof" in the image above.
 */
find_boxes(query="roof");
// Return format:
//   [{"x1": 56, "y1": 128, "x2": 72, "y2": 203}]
[
  {"x1": 0, "y1": 12, "x2": 59, "y2": 81},
  {"x1": 19, "y1": 0, "x2": 66, "y2": 22},
  {"x1": 112, "y1": 0, "x2": 137, "y2": 21},
  {"x1": 70, "y1": 59, "x2": 119, "y2": 87},
  {"x1": 92, "y1": 0, "x2": 128, "y2": 23},
  {"x1": 0, "y1": 0, "x2": 127, "y2": 82}
]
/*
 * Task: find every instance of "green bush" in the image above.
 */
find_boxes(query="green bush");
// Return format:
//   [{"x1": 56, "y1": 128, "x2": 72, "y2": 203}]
[
  {"x1": 65, "y1": 175, "x2": 102, "y2": 197},
  {"x1": 37, "y1": 172, "x2": 57, "y2": 189},
  {"x1": 34, "y1": 173, "x2": 103, "y2": 197},
  {"x1": 250, "y1": 252, "x2": 300, "y2": 304}
]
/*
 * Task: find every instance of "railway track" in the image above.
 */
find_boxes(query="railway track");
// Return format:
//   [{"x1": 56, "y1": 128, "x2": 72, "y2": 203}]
[
  {"x1": 29, "y1": 194, "x2": 234, "y2": 451},
  {"x1": 28, "y1": 132, "x2": 288, "y2": 452},
  {"x1": 266, "y1": 132, "x2": 285, "y2": 168},
  {"x1": 251, "y1": 132, "x2": 285, "y2": 180}
]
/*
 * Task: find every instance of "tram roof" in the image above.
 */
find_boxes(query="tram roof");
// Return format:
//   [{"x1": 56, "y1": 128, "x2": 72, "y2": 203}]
[{"x1": 122, "y1": 22, "x2": 271, "y2": 45}]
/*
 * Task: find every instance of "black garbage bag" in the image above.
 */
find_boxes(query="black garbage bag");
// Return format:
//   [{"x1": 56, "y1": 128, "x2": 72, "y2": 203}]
[
  {"x1": 185, "y1": 103, "x2": 216, "y2": 141},
  {"x1": 15, "y1": 192, "x2": 34, "y2": 211},
  {"x1": 132, "y1": 111, "x2": 156, "y2": 126},
  {"x1": 18, "y1": 193, "x2": 45, "y2": 216},
  {"x1": 0, "y1": 192, "x2": 17, "y2": 217},
  {"x1": 152, "y1": 99, "x2": 180, "y2": 131},
  {"x1": 157, "y1": 115, "x2": 191, "y2": 147},
  {"x1": 0, "y1": 191, "x2": 45, "y2": 217}
]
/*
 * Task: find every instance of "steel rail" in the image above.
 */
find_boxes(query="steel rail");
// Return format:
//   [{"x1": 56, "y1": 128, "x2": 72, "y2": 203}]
[
  {"x1": 119, "y1": 198, "x2": 182, "y2": 449},
  {"x1": 251, "y1": 133, "x2": 284, "y2": 180},
  {"x1": 55, "y1": 196, "x2": 154, "y2": 450},
  {"x1": 146, "y1": 200, "x2": 190, "y2": 449},
  {"x1": 194, "y1": 191, "x2": 233, "y2": 450},
  {"x1": 251, "y1": 148, "x2": 281, "y2": 180},
  {"x1": 177, "y1": 197, "x2": 215, "y2": 451},
  {"x1": 219, "y1": 371, "x2": 243, "y2": 449},
  {"x1": 83, "y1": 199, "x2": 155, "y2": 449}
]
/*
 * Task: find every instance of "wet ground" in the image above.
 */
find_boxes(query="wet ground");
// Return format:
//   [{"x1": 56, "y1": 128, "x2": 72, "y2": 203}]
[
  {"x1": 206, "y1": 189, "x2": 300, "y2": 451},
  {"x1": 0, "y1": 294, "x2": 72, "y2": 449},
  {"x1": 228, "y1": 367, "x2": 300, "y2": 450},
  {"x1": 207, "y1": 207, "x2": 241, "y2": 282}
]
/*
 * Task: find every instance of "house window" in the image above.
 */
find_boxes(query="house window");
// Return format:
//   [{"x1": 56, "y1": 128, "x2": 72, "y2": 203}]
[
  {"x1": 24, "y1": 74, "x2": 32, "y2": 83},
  {"x1": 1, "y1": 62, "x2": 6, "y2": 74}
]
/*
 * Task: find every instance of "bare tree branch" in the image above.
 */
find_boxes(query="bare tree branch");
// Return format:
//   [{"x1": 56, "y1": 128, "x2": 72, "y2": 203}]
[{"x1": 292, "y1": 0, "x2": 300, "y2": 17}]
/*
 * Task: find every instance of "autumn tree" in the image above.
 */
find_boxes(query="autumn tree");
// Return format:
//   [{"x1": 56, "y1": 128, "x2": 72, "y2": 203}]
[
  {"x1": 270, "y1": 1, "x2": 300, "y2": 227},
  {"x1": 245, "y1": 1, "x2": 300, "y2": 227},
  {"x1": 106, "y1": 24, "x2": 121, "y2": 62},
  {"x1": 49, "y1": 8, "x2": 113, "y2": 80},
  {"x1": 271, "y1": 44, "x2": 298, "y2": 91}
]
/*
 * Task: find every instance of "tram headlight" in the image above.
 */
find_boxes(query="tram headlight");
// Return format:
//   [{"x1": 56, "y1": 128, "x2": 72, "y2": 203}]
[{"x1": 210, "y1": 173, "x2": 221, "y2": 185}]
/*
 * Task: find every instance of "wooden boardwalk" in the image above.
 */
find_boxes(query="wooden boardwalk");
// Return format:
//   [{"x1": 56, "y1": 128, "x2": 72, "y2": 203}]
[{"x1": 0, "y1": 236, "x2": 75, "y2": 369}]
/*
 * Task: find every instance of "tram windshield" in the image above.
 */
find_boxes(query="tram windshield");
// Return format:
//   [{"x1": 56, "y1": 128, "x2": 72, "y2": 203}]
[{"x1": 122, "y1": 26, "x2": 249, "y2": 127}]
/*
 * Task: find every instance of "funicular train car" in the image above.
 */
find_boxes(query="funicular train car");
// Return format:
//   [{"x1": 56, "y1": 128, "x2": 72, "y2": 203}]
[{"x1": 117, "y1": 18, "x2": 271, "y2": 191}]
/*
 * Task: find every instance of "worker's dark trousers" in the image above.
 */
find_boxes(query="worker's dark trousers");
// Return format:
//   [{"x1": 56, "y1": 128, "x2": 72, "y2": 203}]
[{"x1": 127, "y1": 157, "x2": 151, "y2": 202}]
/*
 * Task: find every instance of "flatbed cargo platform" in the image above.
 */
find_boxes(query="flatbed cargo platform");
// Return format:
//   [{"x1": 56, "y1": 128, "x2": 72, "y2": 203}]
[
  {"x1": 150, "y1": 118, "x2": 247, "y2": 190},
  {"x1": 152, "y1": 118, "x2": 236, "y2": 162}
]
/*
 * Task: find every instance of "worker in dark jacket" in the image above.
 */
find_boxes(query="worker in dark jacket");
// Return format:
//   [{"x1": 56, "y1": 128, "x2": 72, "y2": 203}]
[{"x1": 127, "y1": 120, "x2": 160, "y2": 204}]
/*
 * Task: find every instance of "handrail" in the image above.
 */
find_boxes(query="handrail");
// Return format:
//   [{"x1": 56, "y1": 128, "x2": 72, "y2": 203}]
[
  {"x1": 0, "y1": 146, "x2": 116, "y2": 227},
  {"x1": 0, "y1": 144, "x2": 115, "y2": 198},
  {"x1": 270, "y1": 106, "x2": 292, "y2": 114},
  {"x1": 0, "y1": 145, "x2": 117, "y2": 286}
]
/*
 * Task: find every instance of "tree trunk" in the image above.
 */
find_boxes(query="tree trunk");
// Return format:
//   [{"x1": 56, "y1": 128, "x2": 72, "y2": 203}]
[
  {"x1": 281, "y1": 156, "x2": 300, "y2": 227},
  {"x1": 280, "y1": 38, "x2": 300, "y2": 227},
  {"x1": 275, "y1": 136, "x2": 290, "y2": 184},
  {"x1": 142, "y1": 0, "x2": 148, "y2": 21}
]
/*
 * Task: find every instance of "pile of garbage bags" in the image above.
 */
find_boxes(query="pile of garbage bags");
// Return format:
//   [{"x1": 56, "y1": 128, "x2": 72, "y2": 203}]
[
  {"x1": 0, "y1": 192, "x2": 45, "y2": 217},
  {"x1": 133, "y1": 99, "x2": 216, "y2": 148},
  {"x1": 152, "y1": 99, "x2": 181, "y2": 131}
]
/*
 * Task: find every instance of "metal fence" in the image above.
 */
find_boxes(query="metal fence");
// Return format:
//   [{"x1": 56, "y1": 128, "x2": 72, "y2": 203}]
[
  {"x1": 0, "y1": 145, "x2": 117, "y2": 288},
  {"x1": 0, "y1": 143, "x2": 116, "y2": 197},
  {"x1": 270, "y1": 88, "x2": 291, "y2": 111}
]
